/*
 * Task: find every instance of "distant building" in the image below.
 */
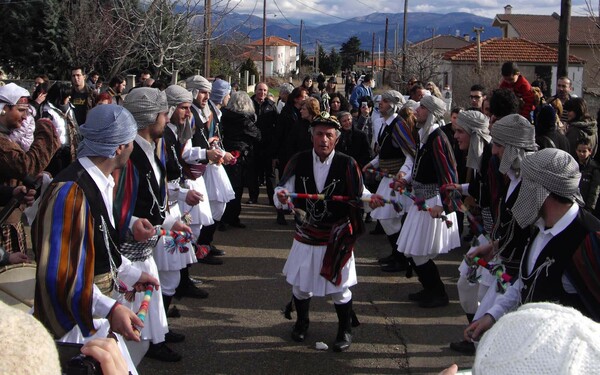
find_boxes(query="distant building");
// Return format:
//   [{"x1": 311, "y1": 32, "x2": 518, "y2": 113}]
[
  {"x1": 493, "y1": 9, "x2": 600, "y2": 91},
  {"x1": 246, "y1": 36, "x2": 298, "y2": 77},
  {"x1": 442, "y1": 38, "x2": 585, "y2": 108}
]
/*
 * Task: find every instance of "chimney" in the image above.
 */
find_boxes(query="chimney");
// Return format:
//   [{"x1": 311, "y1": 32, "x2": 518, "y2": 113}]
[
  {"x1": 504, "y1": 4, "x2": 512, "y2": 15},
  {"x1": 455, "y1": 30, "x2": 460, "y2": 37},
  {"x1": 463, "y1": 34, "x2": 470, "y2": 41},
  {"x1": 288, "y1": 34, "x2": 291, "y2": 42}
]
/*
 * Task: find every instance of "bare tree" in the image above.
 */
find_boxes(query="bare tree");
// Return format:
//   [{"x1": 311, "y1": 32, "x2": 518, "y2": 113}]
[{"x1": 389, "y1": 42, "x2": 445, "y2": 91}]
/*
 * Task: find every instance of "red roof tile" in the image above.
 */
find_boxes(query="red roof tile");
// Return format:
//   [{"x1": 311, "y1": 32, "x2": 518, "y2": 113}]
[
  {"x1": 443, "y1": 38, "x2": 585, "y2": 64},
  {"x1": 248, "y1": 36, "x2": 298, "y2": 47},
  {"x1": 411, "y1": 35, "x2": 473, "y2": 50},
  {"x1": 493, "y1": 14, "x2": 600, "y2": 45},
  {"x1": 238, "y1": 50, "x2": 273, "y2": 61}
]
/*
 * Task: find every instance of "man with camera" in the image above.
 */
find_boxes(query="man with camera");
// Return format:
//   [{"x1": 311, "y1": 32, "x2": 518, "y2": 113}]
[{"x1": 0, "y1": 83, "x2": 61, "y2": 254}]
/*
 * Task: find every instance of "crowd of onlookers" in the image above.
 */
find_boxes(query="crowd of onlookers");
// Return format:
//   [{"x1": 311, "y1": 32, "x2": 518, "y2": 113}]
[{"x1": 1, "y1": 60, "x2": 600, "y2": 374}]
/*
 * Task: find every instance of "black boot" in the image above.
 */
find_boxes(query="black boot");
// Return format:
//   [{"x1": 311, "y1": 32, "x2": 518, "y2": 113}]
[
  {"x1": 162, "y1": 295, "x2": 185, "y2": 343},
  {"x1": 333, "y1": 300, "x2": 353, "y2": 352},
  {"x1": 291, "y1": 296, "x2": 310, "y2": 342},
  {"x1": 408, "y1": 259, "x2": 430, "y2": 302},
  {"x1": 175, "y1": 267, "x2": 209, "y2": 299},
  {"x1": 417, "y1": 260, "x2": 449, "y2": 308},
  {"x1": 276, "y1": 209, "x2": 287, "y2": 225}
]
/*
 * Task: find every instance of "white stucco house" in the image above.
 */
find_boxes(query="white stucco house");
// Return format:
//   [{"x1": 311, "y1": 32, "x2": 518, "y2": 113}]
[{"x1": 247, "y1": 36, "x2": 298, "y2": 77}]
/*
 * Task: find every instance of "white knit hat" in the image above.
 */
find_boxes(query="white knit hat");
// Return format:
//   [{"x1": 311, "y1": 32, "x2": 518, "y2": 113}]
[
  {"x1": 473, "y1": 303, "x2": 600, "y2": 375},
  {"x1": 0, "y1": 82, "x2": 30, "y2": 112},
  {"x1": 0, "y1": 301, "x2": 61, "y2": 374}
]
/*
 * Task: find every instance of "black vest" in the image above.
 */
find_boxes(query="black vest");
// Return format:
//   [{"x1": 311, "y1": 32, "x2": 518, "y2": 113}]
[
  {"x1": 52, "y1": 161, "x2": 121, "y2": 275},
  {"x1": 413, "y1": 128, "x2": 453, "y2": 184},
  {"x1": 129, "y1": 142, "x2": 167, "y2": 226},
  {"x1": 494, "y1": 182, "x2": 531, "y2": 278},
  {"x1": 521, "y1": 208, "x2": 600, "y2": 315},
  {"x1": 377, "y1": 116, "x2": 407, "y2": 163},
  {"x1": 293, "y1": 150, "x2": 353, "y2": 225},
  {"x1": 163, "y1": 126, "x2": 186, "y2": 182}
]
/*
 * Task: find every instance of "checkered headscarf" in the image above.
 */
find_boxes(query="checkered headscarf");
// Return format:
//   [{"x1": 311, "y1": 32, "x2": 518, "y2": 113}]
[
  {"x1": 457, "y1": 110, "x2": 491, "y2": 171},
  {"x1": 491, "y1": 114, "x2": 538, "y2": 174},
  {"x1": 512, "y1": 149, "x2": 583, "y2": 228},
  {"x1": 123, "y1": 88, "x2": 168, "y2": 129}
]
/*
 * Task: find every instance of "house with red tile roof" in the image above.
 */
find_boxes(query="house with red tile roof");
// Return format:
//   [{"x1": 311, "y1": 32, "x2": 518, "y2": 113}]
[
  {"x1": 493, "y1": 6, "x2": 600, "y2": 91},
  {"x1": 440, "y1": 38, "x2": 585, "y2": 109},
  {"x1": 246, "y1": 36, "x2": 298, "y2": 77}
]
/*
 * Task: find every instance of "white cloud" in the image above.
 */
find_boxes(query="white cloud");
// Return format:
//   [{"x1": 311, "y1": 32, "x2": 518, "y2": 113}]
[{"x1": 230, "y1": 0, "x2": 590, "y2": 25}]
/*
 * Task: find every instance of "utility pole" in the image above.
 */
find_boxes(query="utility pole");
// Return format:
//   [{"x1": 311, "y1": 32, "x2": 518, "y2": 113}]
[
  {"x1": 262, "y1": 0, "x2": 267, "y2": 81},
  {"x1": 402, "y1": 0, "x2": 408, "y2": 86},
  {"x1": 383, "y1": 17, "x2": 389, "y2": 86},
  {"x1": 473, "y1": 27, "x2": 484, "y2": 76},
  {"x1": 299, "y1": 20, "x2": 303, "y2": 78},
  {"x1": 557, "y1": 0, "x2": 571, "y2": 78},
  {"x1": 315, "y1": 40, "x2": 319, "y2": 73},
  {"x1": 204, "y1": 0, "x2": 211, "y2": 78},
  {"x1": 371, "y1": 32, "x2": 375, "y2": 73}
]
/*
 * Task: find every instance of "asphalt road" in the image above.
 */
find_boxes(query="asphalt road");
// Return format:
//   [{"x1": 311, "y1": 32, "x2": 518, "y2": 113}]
[{"x1": 138, "y1": 192, "x2": 475, "y2": 375}]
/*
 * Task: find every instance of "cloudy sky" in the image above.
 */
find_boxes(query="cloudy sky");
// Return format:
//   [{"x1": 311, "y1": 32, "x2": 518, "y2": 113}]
[{"x1": 228, "y1": 0, "x2": 592, "y2": 25}]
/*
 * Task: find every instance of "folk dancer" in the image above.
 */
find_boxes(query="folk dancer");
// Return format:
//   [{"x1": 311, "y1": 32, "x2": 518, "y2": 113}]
[
  {"x1": 396, "y1": 95, "x2": 462, "y2": 308},
  {"x1": 275, "y1": 113, "x2": 373, "y2": 352},
  {"x1": 33, "y1": 104, "x2": 160, "y2": 374}
]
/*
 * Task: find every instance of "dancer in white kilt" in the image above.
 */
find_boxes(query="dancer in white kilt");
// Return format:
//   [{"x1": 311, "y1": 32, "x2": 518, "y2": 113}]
[
  {"x1": 275, "y1": 114, "x2": 374, "y2": 352},
  {"x1": 396, "y1": 95, "x2": 461, "y2": 308},
  {"x1": 118, "y1": 88, "x2": 194, "y2": 362},
  {"x1": 33, "y1": 104, "x2": 161, "y2": 375},
  {"x1": 446, "y1": 110, "x2": 494, "y2": 354},
  {"x1": 363, "y1": 90, "x2": 416, "y2": 273}
]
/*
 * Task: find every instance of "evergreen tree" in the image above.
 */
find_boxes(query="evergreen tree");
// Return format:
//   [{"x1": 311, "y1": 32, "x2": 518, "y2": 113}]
[{"x1": 340, "y1": 36, "x2": 362, "y2": 71}]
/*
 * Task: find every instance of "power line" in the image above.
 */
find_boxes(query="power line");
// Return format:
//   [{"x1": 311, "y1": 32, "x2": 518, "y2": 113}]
[{"x1": 272, "y1": 0, "x2": 295, "y2": 26}]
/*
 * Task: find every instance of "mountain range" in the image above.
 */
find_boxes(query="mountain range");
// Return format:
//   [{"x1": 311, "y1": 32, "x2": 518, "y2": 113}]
[{"x1": 212, "y1": 11, "x2": 502, "y2": 52}]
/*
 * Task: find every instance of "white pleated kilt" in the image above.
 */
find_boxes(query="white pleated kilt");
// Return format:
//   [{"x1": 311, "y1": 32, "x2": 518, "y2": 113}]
[
  {"x1": 153, "y1": 235, "x2": 196, "y2": 272},
  {"x1": 458, "y1": 235, "x2": 490, "y2": 278},
  {"x1": 204, "y1": 164, "x2": 235, "y2": 203},
  {"x1": 396, "y1": 195, "x2": 460, "y2": 256},
  {"x1": 282, "y1": 239, "x2": 357, "y2": 296},
  {"x1": 113, "y1": 258, "x2": 168, "y2": 344},
  {"x1": 180, "y1": 176, "x2": 213, "y2": 226},
  {"x1": 370, "y1": 177, "x2": 413, "y2": 220}
]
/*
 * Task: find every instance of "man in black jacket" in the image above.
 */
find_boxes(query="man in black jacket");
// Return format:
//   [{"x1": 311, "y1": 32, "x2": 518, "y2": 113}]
[{"x1": 251, "y1": 82, "x2": 278, "y2": 205}]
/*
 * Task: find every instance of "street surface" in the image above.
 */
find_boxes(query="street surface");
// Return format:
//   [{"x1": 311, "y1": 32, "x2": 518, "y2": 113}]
[{"x1": 138, "y1": 192, "x2": 475, "y2": 375}]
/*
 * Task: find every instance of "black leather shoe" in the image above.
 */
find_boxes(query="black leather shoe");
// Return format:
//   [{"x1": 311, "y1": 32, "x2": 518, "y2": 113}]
[
  {"x1": 291, "y1": 321, "x2": 309, "y2": 342},
  {"x1": 408, "y1": 289, "x2": 429, "y2": 302},
  {"x1": 333, "y1": 332, "x2": 352, "y2": 352},
  {"x1": 145, "y1": 342, "x2": 182, "y2": 362},
  {"x1": 165, "y1": 330, "x2": 185, "y2": 343},
  {"x1": 198, "y1": 255, "x2": 223, "y2": 265},
  {"x1": 229, "y1": 221, "x2": 246, "y2": 228},
  {"x1": 380, "y1": 261, "x2": 408, "y2": 273},
  {"x1": 377, "y1": 254, "x2": 395, "y2": 264},
  {"x1": 209, "y1": 245, "x2": 226, "y2": 256},
  {"x1": 176, "y1": 284, "x2": 209, "y2": 299},
  {"x1": 167, "y1": 305, "x2": 181, "y2": 318},
  {"x1": 418, "y1": 293, "x2": 449, "y2": 308},
  {"x1": 450, "y1": 340, "x2": 476, "y2": 355}
]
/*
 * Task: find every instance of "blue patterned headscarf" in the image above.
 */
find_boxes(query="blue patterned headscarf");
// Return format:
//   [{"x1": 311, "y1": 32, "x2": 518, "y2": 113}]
[{"x1": 77, "y1": 104, "x2": 137, "y2": 158}]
